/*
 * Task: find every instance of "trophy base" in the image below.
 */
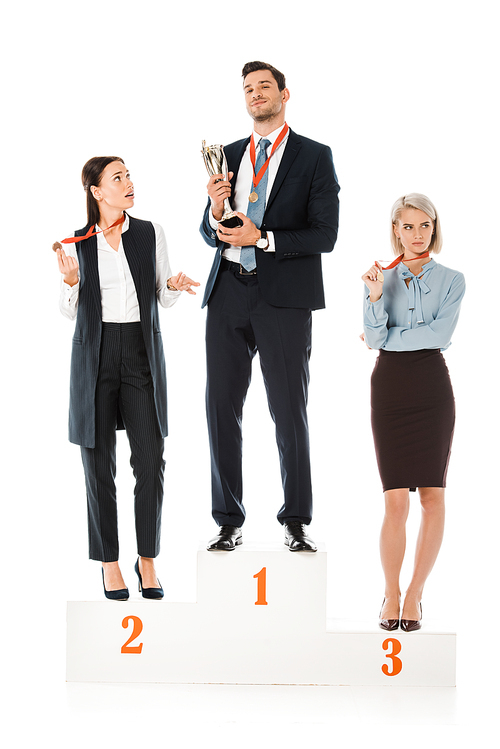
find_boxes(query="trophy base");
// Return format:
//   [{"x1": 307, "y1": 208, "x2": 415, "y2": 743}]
[{"x1": 219, "y1": 215, "x2": 243, "y2": 229}]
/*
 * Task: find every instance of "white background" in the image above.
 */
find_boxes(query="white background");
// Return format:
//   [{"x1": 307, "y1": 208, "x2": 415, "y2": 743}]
[{"x1": 1, "y1": 0, "x2": 498, "y2": 745}]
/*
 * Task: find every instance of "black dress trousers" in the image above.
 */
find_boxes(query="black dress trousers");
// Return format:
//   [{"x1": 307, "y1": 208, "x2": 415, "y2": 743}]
[
  {"x1": 206, "y1": 263, "x2": 313, "y2": 527},
  {"x1": 80, "y1": 322, "x2": 165, "y2": 562}
]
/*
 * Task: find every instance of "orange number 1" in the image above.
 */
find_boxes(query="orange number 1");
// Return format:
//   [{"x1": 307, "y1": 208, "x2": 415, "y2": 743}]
[
  {"x1": 382, "y1": 637, "x2": 402, "y2": 676},
  {"x1": 253, "y1": 567, "x2": 268, "y2": 606}
]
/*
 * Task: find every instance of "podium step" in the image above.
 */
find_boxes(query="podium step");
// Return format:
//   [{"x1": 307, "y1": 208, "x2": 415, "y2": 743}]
[{"x1": 67, "y1": 545, "x2": 455, "y2": 686}]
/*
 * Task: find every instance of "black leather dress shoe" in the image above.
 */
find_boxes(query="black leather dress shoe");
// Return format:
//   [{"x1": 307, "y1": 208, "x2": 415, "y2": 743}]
[
  {"x1": 284, "y1": 522, "x2": 317, "y2": 552},
  {"x1": 207, "y1": 525, "x2": 242, "y2": 551}
]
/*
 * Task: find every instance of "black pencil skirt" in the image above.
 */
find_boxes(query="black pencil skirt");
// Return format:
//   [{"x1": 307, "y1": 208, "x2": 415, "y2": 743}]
[{"x1": 371, "y1": 349, "x2": 455, "y2": 492}]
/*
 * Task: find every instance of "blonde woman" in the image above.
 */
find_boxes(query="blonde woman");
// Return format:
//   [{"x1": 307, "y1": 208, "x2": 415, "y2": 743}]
[{"x1": 361, "y1": 194, "x2": 465, "y2": 631}]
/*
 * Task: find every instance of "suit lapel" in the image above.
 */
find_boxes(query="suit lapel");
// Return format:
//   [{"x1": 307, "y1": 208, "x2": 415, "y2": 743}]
[
  {"x1": 122, "y1": 218, "x2": 140, "y2": 284},
  {"x1": 226, "y1": 137, "x2": 250, "y2": 187},
  {"x1": 216, "y1": 138, "x2": 250, "y2": 254},
  {"x1": 266, "y1": 129, "x2": 302, "y2": 212},
  {"x1": 77, "y1": 233, "x2": 101, "y2": 318},
  {"x1": 122, "y1": 217, "x2": 147, "y2": 320}
]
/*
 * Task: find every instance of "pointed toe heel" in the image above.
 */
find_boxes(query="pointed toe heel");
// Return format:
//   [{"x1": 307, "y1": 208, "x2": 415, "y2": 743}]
[
  {"x1": 401, "y1": 602, "x2": 422, "y2": 632},
  {"x1": 379, "y1": 618, "x2": 399, "y2": 632},
  {"x1": 379, "y1": 598, "x2": 399, "y2": 631},
  {"x1": 101, "y1": 568, "x2": 129, "y2": 601},
  {"x1": 134, "y1": 558, "x2": 164, "y2": 600}
]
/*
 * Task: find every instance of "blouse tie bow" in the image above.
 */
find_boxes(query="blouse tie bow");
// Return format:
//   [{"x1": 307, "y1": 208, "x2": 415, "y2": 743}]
[{"x1": 400, "y1": 268, "x2": 431, "y2": 325}]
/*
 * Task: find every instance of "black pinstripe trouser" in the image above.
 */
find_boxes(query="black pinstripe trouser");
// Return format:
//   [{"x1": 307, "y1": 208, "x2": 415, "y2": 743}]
[
  {"x1": 80, "y1": 322, "x2": 165, "y2": 562},
  {"x1": 206, "y1": 266, "x2": 313, "y2": 528}
]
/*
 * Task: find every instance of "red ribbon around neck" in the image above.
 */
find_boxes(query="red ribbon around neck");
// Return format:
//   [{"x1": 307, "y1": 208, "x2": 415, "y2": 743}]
[
  {"x1": 379, "y1": 251, "x2": 430, "y2": 270},
  {"x1": 250, "y1": 123, "x2": 289, "y2": 190},
  {"x1": 52, "y1": 214, "x2": 126, "y2": 251},
  {"x1": 60, "y1": 213, "x2": 126, "y2": 244}
]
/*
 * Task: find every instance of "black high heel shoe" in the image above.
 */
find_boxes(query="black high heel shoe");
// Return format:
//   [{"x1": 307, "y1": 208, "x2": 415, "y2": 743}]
[
  {"x1": 101, "y1": 568, "x2": 129, "y2": 601},
  {"x1": 401, "y1": 602, "x2": 422, "y2": 632},
  {"x1": 134, "y1": 558, "x2": 164, "y2": 600},
  {"x1": 379, "y1": 598, "x2": 399, "y2": 631}
]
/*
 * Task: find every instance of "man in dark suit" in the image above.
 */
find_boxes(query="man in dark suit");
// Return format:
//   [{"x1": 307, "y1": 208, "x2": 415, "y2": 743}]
[{"x1": 200, "y1": 61, "x2": 340, "y2": 552}]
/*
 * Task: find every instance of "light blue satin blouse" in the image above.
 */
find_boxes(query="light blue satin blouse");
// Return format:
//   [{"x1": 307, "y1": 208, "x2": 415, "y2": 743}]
[{"x1": 363, "y1": 259, "x2": 465, "y2": 352}]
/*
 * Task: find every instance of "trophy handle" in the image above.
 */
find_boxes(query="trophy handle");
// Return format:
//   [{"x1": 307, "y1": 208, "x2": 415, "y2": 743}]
[{"x1": 220, "y1": 151, "x2": 229, "y2": 182}]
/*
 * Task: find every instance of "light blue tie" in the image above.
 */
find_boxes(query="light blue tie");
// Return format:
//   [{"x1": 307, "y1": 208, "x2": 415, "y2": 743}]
[{"x1": 240, "y1": 138, "x2": 271, "y2": 271}]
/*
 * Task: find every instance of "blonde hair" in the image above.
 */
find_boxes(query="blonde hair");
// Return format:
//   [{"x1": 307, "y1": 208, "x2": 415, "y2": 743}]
[{"x1": 390, "y1": 193, "x2": 442, "y2": 256}]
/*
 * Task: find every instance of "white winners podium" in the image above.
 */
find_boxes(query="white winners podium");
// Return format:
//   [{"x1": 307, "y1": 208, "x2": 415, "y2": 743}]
[{"x1": 66, "y1": 544, "x2": 456, "y2": 685}]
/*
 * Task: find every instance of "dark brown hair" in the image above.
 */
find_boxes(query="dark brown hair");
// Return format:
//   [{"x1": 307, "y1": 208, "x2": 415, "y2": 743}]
[
  {"x1": 242, "y1": 61, "x2": 286, "y2": 92},
  {"x1": 81, "y1": 156, "x2": 124, "y2": 226}
]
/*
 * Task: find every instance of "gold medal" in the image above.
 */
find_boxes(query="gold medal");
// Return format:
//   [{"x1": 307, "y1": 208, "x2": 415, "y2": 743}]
[
  {"x1": 377, "y1": 271, "x2": 384, "y2": 282},
  {"x1": 249, "y1": 191, "x2": 259, "y2": 203}
]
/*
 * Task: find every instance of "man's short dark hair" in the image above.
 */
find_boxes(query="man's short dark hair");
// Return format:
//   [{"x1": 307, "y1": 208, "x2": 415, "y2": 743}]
[{"x1": 242, "y1": 61, "x2": 286, "y2": 92}]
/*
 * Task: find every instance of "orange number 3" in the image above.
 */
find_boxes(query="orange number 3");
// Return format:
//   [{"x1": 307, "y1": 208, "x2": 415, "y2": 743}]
[
  {"x1": 121, "y1": 615, "x2": 144, "y2": 654},
  {"x1": 382, "y1": 638, "x2": 402, "y2": 676}
]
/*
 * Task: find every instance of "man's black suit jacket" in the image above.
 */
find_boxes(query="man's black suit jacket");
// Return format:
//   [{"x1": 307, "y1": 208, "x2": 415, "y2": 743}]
[{"x1": 200, "y1": 128, "x2": 340, "y2": 310}]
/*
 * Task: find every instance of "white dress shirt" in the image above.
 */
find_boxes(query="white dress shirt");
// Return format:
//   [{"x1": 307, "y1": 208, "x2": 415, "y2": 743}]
[
  {"x1": 209, "y1": 124, "x2": 290, "y2": 263},
  {"x1": 59, "y1": 214, "x2": 181, "y2": 321}
]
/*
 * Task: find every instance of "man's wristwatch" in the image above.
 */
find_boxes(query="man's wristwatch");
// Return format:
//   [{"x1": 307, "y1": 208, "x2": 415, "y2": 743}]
[{"x1": 256, "y1": 230, "x2": 269, "y2": 250}]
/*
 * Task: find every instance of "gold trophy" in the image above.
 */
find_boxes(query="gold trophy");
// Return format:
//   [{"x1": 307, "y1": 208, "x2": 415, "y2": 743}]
[{"x1": 201, "y1": 141, "x2": 243, "y2": 228}]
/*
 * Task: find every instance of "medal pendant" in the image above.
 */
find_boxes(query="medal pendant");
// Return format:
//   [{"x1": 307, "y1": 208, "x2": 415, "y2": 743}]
[
  {"x1": 249, "y1": 191, "x2": 259, "y2": 203},
  {"x1": 377, "y1": 271, "x2": 384, "y2": 282}
]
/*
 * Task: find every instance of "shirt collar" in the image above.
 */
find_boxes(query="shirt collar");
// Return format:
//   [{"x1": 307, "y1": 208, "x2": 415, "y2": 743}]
[
  {"x1": 399, "y1": 258, "x2": 435, "y2": 277},
  {"x1": 96, "y1": 212, "x2": 129, "y2": 234},
  {"x1": 251, "y1": 124, "x2": 289, "y2": 148}
]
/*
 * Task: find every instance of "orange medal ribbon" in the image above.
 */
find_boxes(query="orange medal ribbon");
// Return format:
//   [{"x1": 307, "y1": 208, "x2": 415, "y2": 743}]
[
  {"x1": 380, "y1": 251, "x2": 430, "y2": 270},
  {"x1": 52, "y1": 213, "x2": 126, "y2": 251},
  {"x1": 249, "y1": 123, "x2": 289, "y2": 194},
  {"x1": 376, "y1": 252, "x2": 430, "y2": 281}
]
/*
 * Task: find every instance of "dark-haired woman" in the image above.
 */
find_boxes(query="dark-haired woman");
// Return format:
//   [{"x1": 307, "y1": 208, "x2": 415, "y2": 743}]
[
  {"x1": 56, "y1": 157, "x2": 199, "y2": 600},
  {"x1": 361, "y1": 193, "x2": 465, "y2": 631}
]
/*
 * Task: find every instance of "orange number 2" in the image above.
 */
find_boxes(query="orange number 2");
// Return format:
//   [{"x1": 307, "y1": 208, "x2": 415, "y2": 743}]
[
  {"x1": 382, "y1": 638, "x2": 402, "y2": 676},
  {"x1": 253, "y1": 567, "x2": 268, "y2": 606},
  {"x1": 121, "y1": 616, "x2": 144, "y2": 654}
]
